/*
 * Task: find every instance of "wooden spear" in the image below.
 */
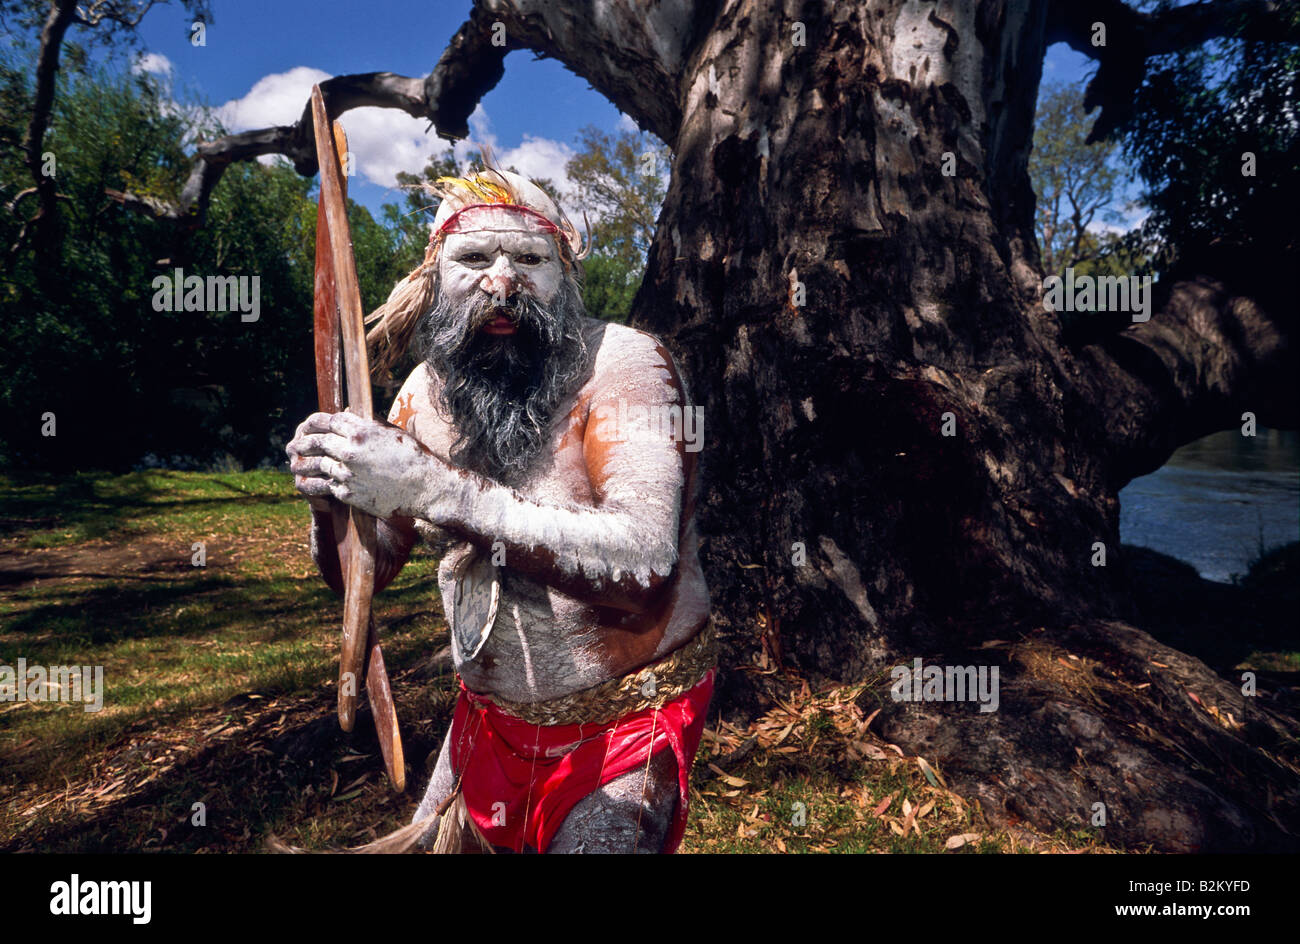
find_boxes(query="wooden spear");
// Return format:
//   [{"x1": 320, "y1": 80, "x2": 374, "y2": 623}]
[{"x1": 310, "y1": 84, "x2": 405, "y2": 791}]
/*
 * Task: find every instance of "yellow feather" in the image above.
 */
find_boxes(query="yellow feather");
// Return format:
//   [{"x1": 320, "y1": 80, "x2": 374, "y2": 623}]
[{"x1": 435, "y1": 174, "x2": 513, "y2": 204}]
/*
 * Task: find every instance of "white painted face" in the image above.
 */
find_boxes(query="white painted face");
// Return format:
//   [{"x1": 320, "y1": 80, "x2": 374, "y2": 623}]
[{"x1": 439, "y1": 216, "x2": 564, "y2": 337}]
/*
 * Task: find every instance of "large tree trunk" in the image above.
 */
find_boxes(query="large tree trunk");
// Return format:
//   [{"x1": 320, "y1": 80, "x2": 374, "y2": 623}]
[
  {"x1": 118, "y1": 0, "x2": 1300, "y2": 850},
  {"x1": 626, "y1": 0, "x2": 1298, "y2": 852}
]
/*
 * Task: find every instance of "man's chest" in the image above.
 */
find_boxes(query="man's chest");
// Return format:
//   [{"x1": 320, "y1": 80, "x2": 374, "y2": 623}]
[{"x1": 389, "y1": 380, "x2": 597, "y2": 506}]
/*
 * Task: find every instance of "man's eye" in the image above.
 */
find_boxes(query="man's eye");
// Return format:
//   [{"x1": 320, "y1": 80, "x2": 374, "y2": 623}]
[
  {"x1": 458, "y1": 252, "x2": 488, "y2": 265},
  {"x1": 517, "y1": 253, "x2": 544, "y2": 266}
]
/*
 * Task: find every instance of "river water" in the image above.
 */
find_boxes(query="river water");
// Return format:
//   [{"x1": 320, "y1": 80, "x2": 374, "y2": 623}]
[{"x1": 1118, "y1": 428, "x2": 1300, "y2": 583}]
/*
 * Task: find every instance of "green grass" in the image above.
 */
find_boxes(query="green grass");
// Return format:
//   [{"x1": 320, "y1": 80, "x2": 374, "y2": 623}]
[
  {"x1": 0, "y1": 469, "x2": 296, "y2": 548},
  {"x1": 0, "y1": 469, "x2": 445, "y2": 849}
]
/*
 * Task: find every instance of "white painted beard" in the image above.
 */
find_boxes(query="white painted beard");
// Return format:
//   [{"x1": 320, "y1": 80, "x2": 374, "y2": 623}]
[{"x1": 417, "y1": 274, "x2": 589, "y2": 483}]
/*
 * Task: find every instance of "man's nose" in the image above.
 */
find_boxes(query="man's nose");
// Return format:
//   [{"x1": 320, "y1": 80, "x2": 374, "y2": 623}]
[{"x1": 479, "y1": 259, "x2": 517, "y2": 300}]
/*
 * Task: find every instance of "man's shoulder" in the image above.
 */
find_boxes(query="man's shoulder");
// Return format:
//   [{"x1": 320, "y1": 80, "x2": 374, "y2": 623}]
[
  {"x1": 397, "y1": 360, "x2": 434, "y2": 390},
  {"x1": 388, "y1": 362, "x2": 440, "y2": 429},
  {"x1": 584, "y1": 318, "x2": 676, "y2": 381}
]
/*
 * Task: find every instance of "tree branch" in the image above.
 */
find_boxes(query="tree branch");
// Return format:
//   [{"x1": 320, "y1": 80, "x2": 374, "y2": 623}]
[
  {"x1": 105, "y1": 72, "x2": 430, "y2": 227},
  {"x1": 75, "y1": 0, "x2": 159, "y2": 29},
  {"x1": 1046, "y1": 0, "x2": 1298, "y2": 142},
  {"x1": 427, "y1": 0, "x2": 698, "y2": 144},
  {"x1": 110, "y1": 0, "x2": 702, "y2": 228},
  {"x1": 421, "y1": 4, "x2": 517, "y2": 141},
  {"x1": 18, "y1": 0, "x2": 79, "y2": 264},
  {"x1": 1071, "y1": 245, "x2": 1296, "y2": 488}
]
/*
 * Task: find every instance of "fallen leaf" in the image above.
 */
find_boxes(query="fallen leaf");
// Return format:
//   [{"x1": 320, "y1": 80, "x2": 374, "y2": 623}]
[
  {"x1": 873, "y1": 794, "x2": 895, "y2": 817},
  {"x1": 852, "y1": 740, "x2": 888, "y2": 760},
  {"x1": 340, "y1": 773, "x2": 369, "y2": 794},
  {"x1": 915, "y1": 756, "x2": 945, "y2": 788},
  {"x1": 945, "y1": 832, "x2": 981, "y2": 850},
  {"x1": 708, "y1": 763, "x2": 750, "y2": 787},
  {"x1": 901, "y1": 800, "x2": 918, "y2": 835}
]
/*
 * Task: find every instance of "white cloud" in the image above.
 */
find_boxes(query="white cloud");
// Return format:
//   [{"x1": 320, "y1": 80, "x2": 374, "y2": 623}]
[
  {"x1": 132, "y1": 52, "x2": 174, "y2": 77},
  {"x1": 1086, "y1": 220, "x2": 1127, "y2": 236},
  {"x1": 1087, "y1": 206, "x2": 1148, "y2": 237},
  {"x1": 499, "y1": 135, "x2": 575, "y2": 190},
  {"x1": 453, "y1": 109, "x2": 577, "y2": 204},
  {"x1": 216, "y1": 66, "x2": 328, "y2": 130},
  {"x1": 214, "y1": 70, "x2": 590, "y2": 215},
  {"x1": 617, "y1": 112, "x2": 639, "y2": 132},
  {"x1": 215, "y1": 66, "x2": 440, "y2": 186}
]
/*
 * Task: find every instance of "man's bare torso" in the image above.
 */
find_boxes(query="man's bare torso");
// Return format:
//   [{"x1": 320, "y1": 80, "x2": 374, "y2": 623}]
[{"x1": 389, "y1": 317, "x2": 710, "y2": 702}]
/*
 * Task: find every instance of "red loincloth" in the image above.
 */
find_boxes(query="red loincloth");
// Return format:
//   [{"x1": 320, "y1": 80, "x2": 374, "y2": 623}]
[{"x1": 449, "y1": 669, "x2": 715, "y2": 853}]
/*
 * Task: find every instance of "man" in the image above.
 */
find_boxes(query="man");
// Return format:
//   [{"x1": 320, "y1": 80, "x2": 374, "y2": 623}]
[{"x1": 286, "y1": 162, "x2": 713, "y2": 853}]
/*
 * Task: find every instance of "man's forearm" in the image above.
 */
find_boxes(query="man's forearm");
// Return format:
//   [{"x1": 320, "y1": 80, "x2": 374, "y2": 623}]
[{"x1": 420, "y1": 466, "x2": 680, "y2": 612}]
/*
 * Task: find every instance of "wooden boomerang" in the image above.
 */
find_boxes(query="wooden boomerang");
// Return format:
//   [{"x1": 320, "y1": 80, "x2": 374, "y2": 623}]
[{"x1": 311, "y1": 85, "x2": 405, "y2": 791}]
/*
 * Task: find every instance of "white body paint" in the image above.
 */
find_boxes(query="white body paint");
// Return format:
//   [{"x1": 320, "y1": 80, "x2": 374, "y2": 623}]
[
  {"x1": 419, "y1": 320, "x2": 709, "y2": 700},
  {"x1": 440, "y1": 221, "x2": 564, "y2": 309},
  {"x1": 295, "y1": 319, "x2": 711, "y2": 702}
]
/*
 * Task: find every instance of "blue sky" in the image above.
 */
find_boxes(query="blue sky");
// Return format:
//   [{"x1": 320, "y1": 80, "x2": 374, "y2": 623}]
[
  {"x1": 90, "y1": 0, "x2": 1129, "y2": 224},
  {"x1": 119, "y1": 0, "x2": 636, "y2": 219}
]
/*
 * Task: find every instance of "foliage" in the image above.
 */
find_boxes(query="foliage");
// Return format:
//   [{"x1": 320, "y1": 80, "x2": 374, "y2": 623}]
[
  {"x1": 1117, "y1": 1, "x2": 1300, "y2": 275},
  {"x1": 1030, "y1": 82, "x2": 1129, "y2": 276},
  {"x1": 0, "y1": 47, "x2": 406, "y2": 471},
  {"x1": 564, "y1": 126, "x2": 669, "y2": 322},
  {"x1": 578, "y1": 251, "x2": 639, "y2": 324},
  {"x1": 565, "y1": 125, "x2": 667, "y2": 267}
]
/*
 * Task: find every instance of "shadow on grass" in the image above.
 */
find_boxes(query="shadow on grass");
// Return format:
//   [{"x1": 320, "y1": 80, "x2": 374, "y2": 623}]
[
  {"x1": 0, "y1": 578, "x2": 453, "y2": 852},
  {"x1": 0, "y1": 470, "x2": 297, "y2": 543},
  {"x1": 0, "y1": 677, "x2": 455, "y2": 853},
  {"x1": 0, "y1": 574, "x2": 327, "y2": 650}
]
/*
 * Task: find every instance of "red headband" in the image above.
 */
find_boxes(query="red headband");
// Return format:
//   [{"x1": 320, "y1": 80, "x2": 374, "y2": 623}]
[{"x1": 434, "y1": 203, "x2": 562, "y2": 241}]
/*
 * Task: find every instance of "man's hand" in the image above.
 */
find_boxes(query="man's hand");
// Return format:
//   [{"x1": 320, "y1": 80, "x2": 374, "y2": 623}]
[
  {"x1": 287, "y1": 411, "x2": 446, "y2": 520},
  {"x1": 287, "y1": 414, "x2": 339, "y2": 512}
]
